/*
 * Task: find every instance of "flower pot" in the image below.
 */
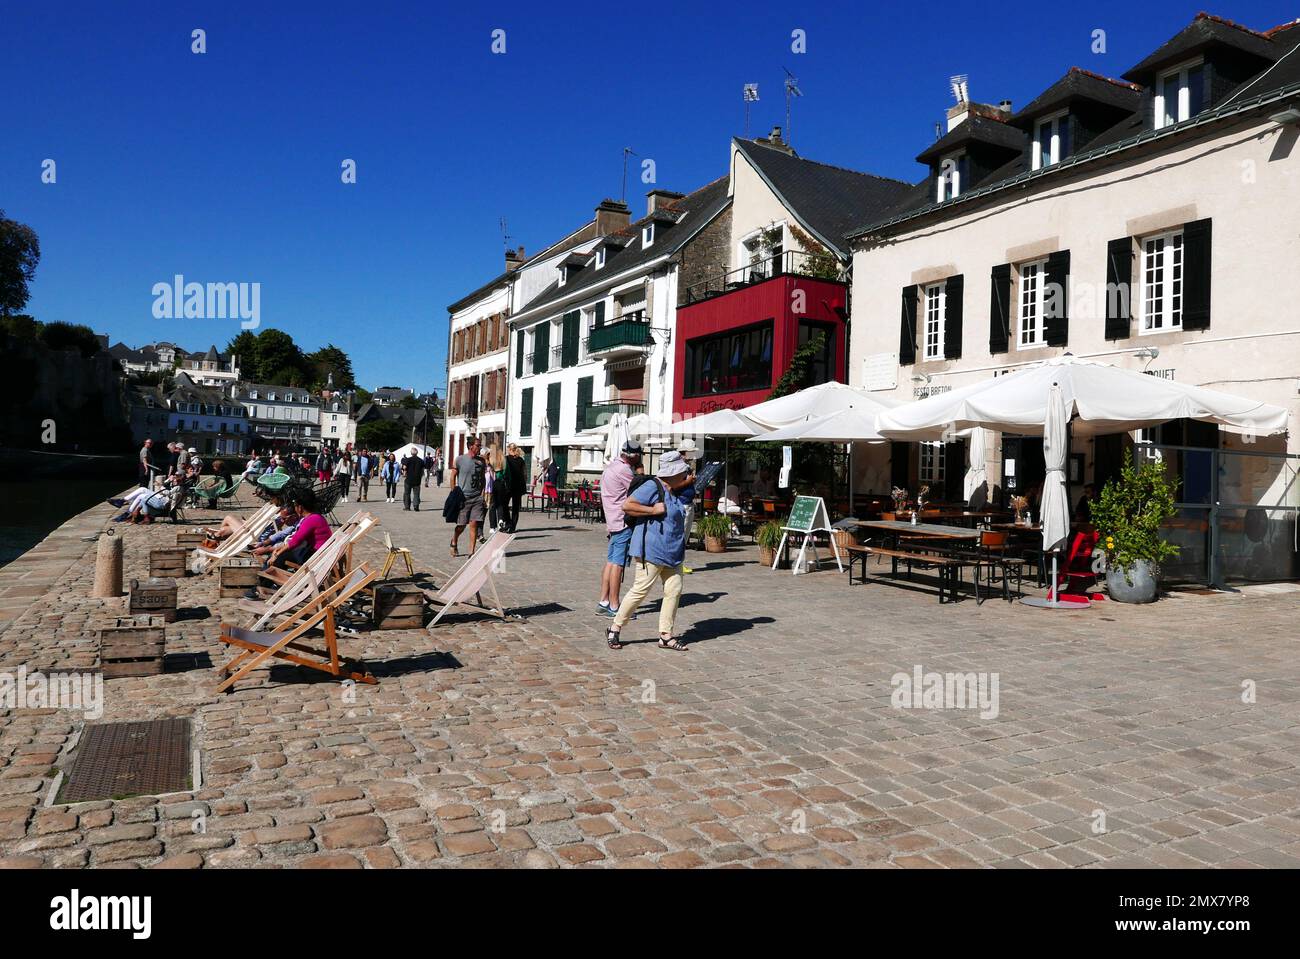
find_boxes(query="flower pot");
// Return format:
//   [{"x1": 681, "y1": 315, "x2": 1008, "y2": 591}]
[
  {"x1": 704, "y1": 535, "x2": 727, "y2": 554},
  {"x1": 758, "y1": 545, "x2": 776, "y2": 567},
  {"x1": 1105, "y1": 559, "x2": 1159, "y2": 603}
]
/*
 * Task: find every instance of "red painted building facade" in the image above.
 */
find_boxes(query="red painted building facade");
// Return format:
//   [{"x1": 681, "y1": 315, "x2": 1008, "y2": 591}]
[{"x1": 673, "y1": 274, "x2": 848, "y2": 418}]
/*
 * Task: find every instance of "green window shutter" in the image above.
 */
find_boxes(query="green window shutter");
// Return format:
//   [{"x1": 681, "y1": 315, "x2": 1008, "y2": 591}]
[
  {"x1": 899, "y1": 285, "x2": 918, "y2": 365},
  {"x1": 533, "y1": 322, "x2": 550, "y2": 374},
  {"x1": 519, "y1": 387, "x2": 533, "y2": 438},
  {"x1": 515, "y1": 329, "x2": 525, "y2": 377},
  {"x1": 576, "y1": 376, "x2": 593, "y2": 433},
  {"x1": 594, "y1": 301, "x2": 605, "y2": 327},
  {"x1": 562, "y1": 311, "x2": 580, "y2": 367},
  {"x1": 1182, "y1": 219, "x2": 1212, "y2": 331},
  {"x1": 989, "y1": 264, "x2": 1012, "y2": 354},
  {"x1": 546, "y1": 382, "x2": 562, "y2": 434}
]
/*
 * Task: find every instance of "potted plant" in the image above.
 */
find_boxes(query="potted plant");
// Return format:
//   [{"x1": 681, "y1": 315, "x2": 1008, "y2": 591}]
[
  {"x1": 1091, "y1": 460, "x2": 1181, "y2": 604},
  {"x1": 756, "y1": 520, "x2": 784, "y2": 567},
  {"x1": 698, "y1": 513, "x2": 733, "y2": 553}
]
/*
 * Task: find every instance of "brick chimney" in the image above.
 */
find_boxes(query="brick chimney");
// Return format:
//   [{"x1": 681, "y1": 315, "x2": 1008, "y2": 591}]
[
  {"x1": 756, "y1": 125, "x2": 795, "y2": 155},
  {"x1": 646, "y1": 190, "x2": 685, "y2": 216},
  {"x1": 594, "y1": 199, "x2": 631, "y2": 236},
  {"x1": 505, "y1": 245, "x2": 526, "y2": 271},
  {"x1": 947, "y1": 99, "x2": 1012, "y2": 131}
]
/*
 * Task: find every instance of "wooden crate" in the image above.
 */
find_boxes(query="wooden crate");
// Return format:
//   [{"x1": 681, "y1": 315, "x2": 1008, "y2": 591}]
[
  {"x1": 128, "y1": 577, "x2": 178, "y2": 623},
  {"x1": 373, "y1": 583, "x2": 425, "y2": 630},
  {"x1": 149, "y1": 547, "x2": 189, "y2": 578},
  {"x1": 98, "y1": 615, "x2": 166, "y2": 679},
  {"x1": 219, "y1": 557, "x2": 261, "y2": 598},
  {"x1": 175, "y1": 528, "x2": 208, "y2": 549}
]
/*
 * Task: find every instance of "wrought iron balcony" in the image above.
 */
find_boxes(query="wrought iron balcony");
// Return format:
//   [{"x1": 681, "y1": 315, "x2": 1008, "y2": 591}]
[
  {"x1": 580, "y1": 400, "x2": 648, "y2": 432},
  {"x1": 585, "y1": 313, "x2": 651, "y2": 356}
]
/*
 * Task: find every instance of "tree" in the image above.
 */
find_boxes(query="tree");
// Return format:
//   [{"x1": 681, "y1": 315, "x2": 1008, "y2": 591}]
[
  {"x1": 353, "y1": 386, "x2": 372, "y2": 406},
  {"x1": 225, "y1": 330, "x2": 260, "y2": 378},
  {"x1": 356, "y1": 418, "x2": 407, "y2": 450},
  {"x1": 307, "y1": 344, "x2": 355, "y2": 391},
  {"x1": 0, "y1": 210, "x2": 40, "y2": 316},
  {"x1": 253, "y1": 328, "x2": 308, "y2": 385},
  {"x1": 0, "y1": 314, "x2": 40, "y2": 341},
  {"x1": 40, "y1": 321, "x2": 102, "y2": 358},
  {"x1": 399, "y1": 395, "x2": 421, "y2": 410}
]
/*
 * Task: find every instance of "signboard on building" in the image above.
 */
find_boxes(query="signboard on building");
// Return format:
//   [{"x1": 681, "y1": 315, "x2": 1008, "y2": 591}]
[{"x1": 863, "y1": 353, "x2": 898, "y2": 391}]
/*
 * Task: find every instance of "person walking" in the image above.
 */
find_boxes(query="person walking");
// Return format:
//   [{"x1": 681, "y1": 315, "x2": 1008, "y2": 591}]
[
  {"x1": 449, "y1": 435, "x2": 486, "y2": 557},
  {"x1": 401, "y1": 447, "x2": 425, "y2": 510},
  {"x1": 504, "y1": 443, "x2": 526, "y2": 532},
  {"x1": 138, "y1": 438, "x2": 155, "y2": 489},
  {"x1": 315, "y1": 448, "x2": 331, "y2": 484},
  {"x1": 604, "y1": 451, "x2": 694, "y2": 652},
  {"x1": 676, "y1": 439, "x2": 704, "y2": 574},
  {"x1": 485, "y1": 443, "x2": 506, "y2": 531},
  {"x1": 434, "y1": 449, "x2": 445, "y2": 487},
  {"x1": 597, "y1": 441, "x2": 642, "y2": 618},
  {"x1": 424, "y1": 450, "x2": 434, "y2": 488},
  {"x1": 334, "y1": 452, "x2": 352, "y2": 503},
  {"x1": 381, "y1": 453, "x2": 399, "y2": 502},
  {"x1": 355, "y1": 449, "x2": 371, "y2": 502}
]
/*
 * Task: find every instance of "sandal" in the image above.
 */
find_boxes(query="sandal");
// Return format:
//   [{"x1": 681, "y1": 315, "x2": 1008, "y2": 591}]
[
  {"x1": 605, "y1": 628, "x2": 624, "y2": 650},
  {"x1": 658, "y1": 635, "x2": 687, "y2": 651},
  {"x1": 449, "y1": 543, "x2": 459, "y2": 558}
]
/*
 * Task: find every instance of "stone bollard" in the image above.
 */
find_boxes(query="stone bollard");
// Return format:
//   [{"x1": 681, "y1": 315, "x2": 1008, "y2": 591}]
[{"x1": 92, "y1": 531, "x2": 124, "y2": 598}]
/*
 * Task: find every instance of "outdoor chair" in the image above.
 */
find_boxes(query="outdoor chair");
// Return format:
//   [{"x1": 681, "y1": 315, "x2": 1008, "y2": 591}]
[
  {"x1": 190, "y1": 502, "x2": 279, "y2": 573},
  {"x1": 217, "y1": 564, "x2": 379, "y2": 693},
  {"x1": 380, "y1": 530, "x2": 416, "y2": 579},
  {"x1": 971, "y1": 529, "x2": 1026, "y2": 604}
]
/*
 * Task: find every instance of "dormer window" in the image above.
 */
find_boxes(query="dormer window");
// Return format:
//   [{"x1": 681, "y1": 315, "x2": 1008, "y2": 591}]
[
  {"x1": 642, "y1": 224, "x2": 655, "y2": 248},
  {"x1": 595, "y1": 247, "x2": 606, "y2": 269},
  {"x1": 936, "y1": 153, "x2": 968, "y2": 202},
  {"x1": 557, "y1": 266, "x2": 567, "y2": 287},
  {"x1": 268, "y1": 391, "x2": 276, "y2": 401},
  {"x1": 1155, "y1": 61, "x2": 1204, "y2": 129},
  {"x1": 1032, "y1": 112, "x2": 1071, "y2": 170}
]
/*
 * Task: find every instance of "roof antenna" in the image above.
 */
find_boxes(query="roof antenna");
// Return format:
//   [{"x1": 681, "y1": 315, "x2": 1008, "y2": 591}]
[
  {"x1": 743, "y1": 83, "x2": 759, "y2": 138},
  {"x1": 499, "y1": 217, "x2": 512, "y2": 253},
  {"x1": 621, "y1": 147, "x2": 638, "y2": 204},
  {"x1": 783, "y1": 68, "x2": 803, "y2": 145},
  {"x1": 949, "y1": 74, "x2": 970, "y2": 105}
]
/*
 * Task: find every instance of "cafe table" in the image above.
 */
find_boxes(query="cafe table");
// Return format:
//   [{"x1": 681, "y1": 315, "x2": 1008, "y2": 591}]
[{"x1": 841, "y1": 520, "x2": 980, "y2": 595}]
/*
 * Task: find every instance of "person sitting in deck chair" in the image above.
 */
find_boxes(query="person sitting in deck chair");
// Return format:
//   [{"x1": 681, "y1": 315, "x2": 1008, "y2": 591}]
[
  {"x1": 250, "y1": 505, "x2": 299, "y2": 563},
  {"x1": 267, "y1": 489, "x2": 330, "y2": 570}
]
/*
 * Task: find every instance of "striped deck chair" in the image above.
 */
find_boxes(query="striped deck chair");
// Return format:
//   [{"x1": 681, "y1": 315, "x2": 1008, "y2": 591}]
[
  {"x1": 189, "y1": 503, "x2": 277, "y2": 574},
  {"x1": 241, "y1": 512, "x2": 377, "y2": 631},
  {"x1": 217, "y1": 564, "x2": 379, "y2": 693}
]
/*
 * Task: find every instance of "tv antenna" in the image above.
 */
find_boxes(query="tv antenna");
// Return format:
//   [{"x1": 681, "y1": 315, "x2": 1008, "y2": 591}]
[
  {"x1": 499, "y1": 217, "x2": 512, "y2": 252},
  {"x1": 949, "y1": 74, "x2": 969, "y2": 105},
  {"x1": 783, "y1": 68, "x2": 803, "y2": 144},
  {"x1": 743, "y1": 83, "x2": 759, "y2": 138},
  {"x1": 621, "y1": 147, "x2": 638, "y2": 204}
]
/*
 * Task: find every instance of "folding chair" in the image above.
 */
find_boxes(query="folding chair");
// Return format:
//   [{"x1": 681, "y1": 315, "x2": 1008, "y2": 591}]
[
  {"x1": 217, "y1": 564, "x2": 379, "y2": 693},
  {"x1": 189, "y1": 503, "x2": 278, "y2": 574},
  {"x1": 381, "y1": 530, "x2": 416, "y2": 579}
]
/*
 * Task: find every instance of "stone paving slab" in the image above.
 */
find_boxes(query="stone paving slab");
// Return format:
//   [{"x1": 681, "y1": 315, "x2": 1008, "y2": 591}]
[{"x1": 1, "y1": 487, "x2": 1298, "y2": 868}]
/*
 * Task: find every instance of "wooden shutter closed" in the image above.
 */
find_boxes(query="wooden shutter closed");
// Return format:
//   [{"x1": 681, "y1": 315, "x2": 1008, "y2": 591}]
[
  {"x1": 533, "y1": 322, "x2": 549, "y2": 374},
  {"x1": 1105, "y1": 238, "x2": 1133, "y2": 340},
  {"x1": 546, "y1": 382, "x2": 561, "y2": 434},
  {"x1": 519, "y1": 387, "x2": 533, "y2": 437},
  {"x1": 899, "y1": 285, "x2": 918, "y2": 365},
  {"x1": 515, "y1": 328, "x2": 525, "y2": 377},
  {"x1": 576, "y1": 377, "x2": 593, "y2": 433},
  {"x1": 562, "y1": 311, "x2": 580, "y2": 367},
  {"x1": 594, "y1": 301, "x2": 606, "y2": 327},
  {"x1": 1044, "y1": 250, "x2": 1071, "y2": 347},
  {"x1": 943, "y1": 274, "x2": 964, "y2": 359},
  {"x1": 1182, "y1": 218, "x2": 1212, "y2": 330},
  {"x1": 944, "y1": 438, "x2": 966, "y2": 502},
  {"x1": 989, "y1": 264, "x2": 1012, "y2": 354}
]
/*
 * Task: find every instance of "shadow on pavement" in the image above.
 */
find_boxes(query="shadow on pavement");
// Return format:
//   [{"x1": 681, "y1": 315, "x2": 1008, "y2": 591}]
[{"x1": 682, "y1": 615, "x2": 777, "y2": 645}]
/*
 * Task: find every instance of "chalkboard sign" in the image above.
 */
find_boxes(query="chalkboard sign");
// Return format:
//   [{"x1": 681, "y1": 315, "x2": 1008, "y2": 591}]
[
  {"x1": 785, "y1": 495, "x2": 821, "y2": 532},
  {"x1": 693, "y1": 461, "x2": 723, "y2": 494}
]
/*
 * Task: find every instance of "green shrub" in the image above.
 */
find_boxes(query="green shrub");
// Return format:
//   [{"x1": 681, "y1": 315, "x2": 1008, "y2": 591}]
[
  {"x1": 756, "y1": 520, "x2": 784, "y2": 549},
  {"x1": 696, "y1": 513, "x2": 732, "y2": 539},
  {"x1": 1091, "y1": 460, "x2": 1181, "y2": 572}
]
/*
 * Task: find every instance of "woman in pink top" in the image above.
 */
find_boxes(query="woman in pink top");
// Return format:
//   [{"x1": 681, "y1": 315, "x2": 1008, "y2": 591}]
[{"x1": 269, "y1": 489, "x2": 331, "y2": 570}]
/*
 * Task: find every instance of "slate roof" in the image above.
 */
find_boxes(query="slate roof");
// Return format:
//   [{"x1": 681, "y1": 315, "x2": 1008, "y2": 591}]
[
  {"x1": 511, "y1": 176, "x2": 732, "y2": 324},
  {"x1": 1010, "y1": 68, "x2": 1143, "y2": 127},
  {"x1": 1124, "y1": 13, "x2": 1279, "y2": 83},
  {"x1": 733, "y1": 139, "x2": 913, "y2": 257},
  {"x1": 914, "y1": 114, "x2": 1027, "y2": 164}
]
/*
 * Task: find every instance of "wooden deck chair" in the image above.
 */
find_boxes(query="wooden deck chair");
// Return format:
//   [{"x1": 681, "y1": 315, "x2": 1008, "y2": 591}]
[
  {"x1": 380, "y1": 530, "x2": 415, "y2": 579},
  {"x1": 242, "y1": 512, "x2": 377, "y2": 631},
  {"x1": 217, "y1": 564, "x2": 379, "y2": 693},
  {"x1": 189, "y1": 503, "x2": 277, "y2": 574},
  {"x1": 427, "y1": 532, "x2": 514, "y2": 628}
]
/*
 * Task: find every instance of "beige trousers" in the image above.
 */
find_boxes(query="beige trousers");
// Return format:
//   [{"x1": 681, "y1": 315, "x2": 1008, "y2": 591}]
[{"x1": 612, "y1": 560, "x2": 683, "y2": 635}]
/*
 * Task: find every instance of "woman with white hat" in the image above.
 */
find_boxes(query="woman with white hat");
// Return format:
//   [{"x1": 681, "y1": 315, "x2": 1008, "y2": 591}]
[
  {"x1": 676, "y1": 439, "x2": 703, "y2": 574},
  {"x1": 605, "y1": 451, "x2": 696, "y2": 652}
]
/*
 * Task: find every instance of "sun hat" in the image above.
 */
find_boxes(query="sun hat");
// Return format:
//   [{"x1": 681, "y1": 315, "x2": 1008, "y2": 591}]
[
  {"x1": 656, "y1": 451, "x2": 689, "y2": 479},
  {"x1": 676, "y1": 439, "x2": 702, "y2": 460}
]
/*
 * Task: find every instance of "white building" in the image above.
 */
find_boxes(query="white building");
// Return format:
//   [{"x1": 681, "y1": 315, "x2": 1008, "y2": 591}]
[
  {"x1": 232, "y1": 382, "x2": 322, "y2": 452},
  {"x1": 320, "y1": 394, "x2": 357, "y2": 450}
]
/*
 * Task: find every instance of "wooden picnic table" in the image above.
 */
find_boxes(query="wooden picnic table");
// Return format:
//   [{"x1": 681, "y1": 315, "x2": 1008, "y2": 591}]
[
  {"x1": 848, "y1": 519, "x2": 980, "y2": 540},
  {"x1": 841, "y1": 521, "x2": 979, "y2": 603}
]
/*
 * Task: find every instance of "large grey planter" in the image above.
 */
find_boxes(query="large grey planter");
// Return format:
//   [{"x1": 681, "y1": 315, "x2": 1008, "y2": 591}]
[{"x1": 1106, "y1": 559, "x2": 1159, "y2": 603}]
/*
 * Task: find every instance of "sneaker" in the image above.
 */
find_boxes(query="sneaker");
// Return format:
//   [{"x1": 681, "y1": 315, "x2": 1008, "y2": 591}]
[
  {"x1": 603, "y1": 606, "x2": 620, "y2": 618},
  {"x1": 596, "y1": 602, "x2": 611, "y2": 615},
  {"x1": 107, "y1": 497, "x2": 126, "y2": 508}
]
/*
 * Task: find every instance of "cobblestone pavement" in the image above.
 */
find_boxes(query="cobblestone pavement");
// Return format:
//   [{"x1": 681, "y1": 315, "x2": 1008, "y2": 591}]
[{"x1": 1, "y1": 487, "x2": 1299, "y2": 869}]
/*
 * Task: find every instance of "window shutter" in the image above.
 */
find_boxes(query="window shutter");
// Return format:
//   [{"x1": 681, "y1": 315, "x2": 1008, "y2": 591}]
[
  {"x1": 899, "y1": 285, "x2": 918, "y2": 365},
  {"x1": 562, "y1": 311, "x2": 580, "y2": 367},
  {"x1": 594, "y1": 301, "x2": 605, "y2": 327},
  {"x1": 944, "y1": 438, "x2": 966, "y2": 502},
  {"x1": 515, "y1": 328, "x2": 525, "y2": 377},
  {"x1": 943, "y1": 274, "x2": 964, "y2": 359},
  {"x1": 1044, "y1": 250, "x2": 1071, "y2": 346},
  {"x1": 1104, "y1": 238, "x2": 1133, "y2": 340},
  {"x1": 519, "y1": 387, "x2": 533, "y2": 437},
  {"x1": 576, "y1": 376, "x2": 593, "y2": 432},
  {"x1": 533, "y1": 323, "x2": 549, "y2": 374},
  {"x1": 546, "y1": 382, "x2": 561, "y2": 434},
  {"x1": 890, "y1": 442, "x2": 910, "y2": 492},
  {"x1": 989, "y1": 264, "x2": 1012, "y2": 354},
  {"x1": 1182, "y1": 218, "x2": 1212, "y2": 330}
]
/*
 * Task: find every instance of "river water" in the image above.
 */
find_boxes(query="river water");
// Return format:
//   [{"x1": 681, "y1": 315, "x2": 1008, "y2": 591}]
[{"x1": 0, "y1": 479, "x2": 130, "y2": 567}]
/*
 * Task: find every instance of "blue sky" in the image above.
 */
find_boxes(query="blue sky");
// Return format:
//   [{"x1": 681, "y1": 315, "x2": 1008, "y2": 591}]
[{"x1": 4, "y1": 0, "x2": 1295, "y2": 395}]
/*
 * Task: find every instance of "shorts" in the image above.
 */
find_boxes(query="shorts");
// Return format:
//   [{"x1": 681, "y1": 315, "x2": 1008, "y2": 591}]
[
  {"x1": 457, "y1": 495, "x2": 486, "y2": 525},
  {"x1": 606, "y1": 527, "x2": 633, "y2": 565}
]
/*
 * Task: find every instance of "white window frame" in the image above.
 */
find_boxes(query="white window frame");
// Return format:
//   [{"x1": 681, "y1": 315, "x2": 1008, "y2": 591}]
[
  {"x1": 595, "y1": 247, "x2": 606, "y2": 269},
  {"x1": 557, "y1": 266, "x2": 566, "y2": 287},
  {"x1": 919, "y1": 441, "x2": 946, "y2": 485},
  {"x1": 642, "y1": 224, "x2": 655, "y2": 248},
  {"x1": 1031, "y1": 110, "x2": 1068, "y2": 170},
  {"x1": 1017, "y1": 259, "x2": 1048, "y2": 348},
  {"x1": 937, "y1": 153, "x2": 963, "y2": 202},
  {"x1": 922, "y1": 283, "x2": 946, "y2": 361},
  {"x1": 1139, "y1": 229, "x2": 1184, "y2": 334},
  {"x1": 1155, "y1": 59, "x2": 1204, "y2": 130}
]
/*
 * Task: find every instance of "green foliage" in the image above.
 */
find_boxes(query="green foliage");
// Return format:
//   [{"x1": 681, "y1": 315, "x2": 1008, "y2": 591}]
[
  {"x1": 398, "y1": 395, "x2": 421, "y2": 410},
  {"x1": 0, "y1": 313, "x2": 40, "y2": 340},
  {"x1": 749, "y1": 332, "x2": 838, "y2": 490},
  {"x1": 307, "y1": 343, "x2": 355, "y2": 390},
  {"x1": 0, "y1": 210, "x2": 40, "y2": 316},
  {"x1": 756, "y1": 520, "x2": 784, "y2": 549},
  {"x1": 39, "y1": 321, "x2": 102, "y2": 358},
  {"x1": 353, "y1": 386, "x2": 372, "y2": 406},
  {"x1": 226, "y1": 328, "x2": 355, "y2": 391},
  {"x1": 1091, "y1": 460, "x2": 1182, "y2": 572},
  {"x1": 356, "y1": 418, "x2": 407, "y2": 451},
  {"x1": 696, "y1": 513, "x2": 732, "y2": 538}
]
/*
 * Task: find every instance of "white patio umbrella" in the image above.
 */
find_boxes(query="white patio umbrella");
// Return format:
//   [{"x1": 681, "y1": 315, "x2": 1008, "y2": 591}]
[
  {"x1": 668, "y1": 408, "x2": 763, "y2": 438},
  {"x1": 601, "y1": 412, "x2": 632, "y2": 462},
  {"x1": 963, "y1": 428, "x2": 988, "y2": 501},
  {"x1": 1021, "y1": 383, "x2": 1079, "y2": 611},
  {"x1": 746, "y1": 405, "x2": 886, "y2": 443},
  {"x1": 739, "y1": 381, "x2": 898, "y2": 431}
]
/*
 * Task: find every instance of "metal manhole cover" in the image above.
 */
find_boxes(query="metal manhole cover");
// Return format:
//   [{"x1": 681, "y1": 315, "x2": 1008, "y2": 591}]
[{"x1": 60, "y1": 719, "x2": 192, "y2": 803}]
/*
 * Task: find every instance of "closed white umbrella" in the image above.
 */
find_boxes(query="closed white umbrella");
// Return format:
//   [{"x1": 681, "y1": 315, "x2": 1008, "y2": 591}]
[
  {"x1": 963, "y1": 428, "x2": 988, "y2": 501},
  {"x1": 601, "y1": 412, "x2": 632, "y2": 462},
  {"x1": 1022, "y1": 383, "x2": 1079, "y2": 610},
  {"x1": 391, "y1": 442, "x2": 436, "y2": 461},
  {"x1": 534, "y1": 421, "x2": 552, "y2": 468}
]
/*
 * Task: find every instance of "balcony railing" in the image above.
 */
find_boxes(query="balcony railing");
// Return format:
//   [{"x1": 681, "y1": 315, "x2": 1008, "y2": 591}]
[
  {"x1": 586, "y1": 313, "x2": 651, "y2": 354},
  {"x1": 580, "y1": 400, "x2": 648, "y2": 432},
  {"x1": 682, "y1": 249, "x2": 845, "y2": 304}
]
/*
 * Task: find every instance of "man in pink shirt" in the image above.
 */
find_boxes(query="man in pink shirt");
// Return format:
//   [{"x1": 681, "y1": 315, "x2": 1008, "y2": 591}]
[{"x1": 597, "y1": 441, "x2": 642, "y2": 617}]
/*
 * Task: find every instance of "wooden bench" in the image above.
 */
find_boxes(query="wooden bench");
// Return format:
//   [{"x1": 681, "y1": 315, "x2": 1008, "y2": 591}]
[{"x1": 845, "y1": 544, "x2": 971, "y2": 604}]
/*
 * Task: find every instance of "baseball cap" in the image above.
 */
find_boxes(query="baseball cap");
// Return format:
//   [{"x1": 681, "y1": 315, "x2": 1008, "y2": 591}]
[
  {"x1": 656, "y1": 451, "x2": 689, "y2": 479},
  {"x1": 621, "y1": 440, "x2": 643, "y2": 455}
]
